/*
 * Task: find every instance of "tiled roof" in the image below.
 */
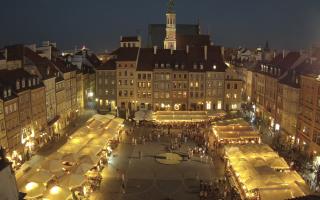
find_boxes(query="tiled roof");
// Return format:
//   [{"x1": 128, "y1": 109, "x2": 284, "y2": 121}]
[
  {"x1": 111, "y1": 47, "x2": 139, "y2": 61},
  {"x1": 24, "y1": 47, "x2": 58, "y2": 79},
  {"x1": 96, "y1": 59, "x2": 116, "y2": 70},
  {"x1": 0, "y1": 68, "x2": 43, "y2": 94},
  {"x1": 53, "y1": 58, "x2": 77, "y2": 73},
  {"x1": 121, "y1": 36, "x2": 140, "y2": 42},
  {"x1": 5, "y1": 44, "x2": 24, "y2": 61},
  {"x1": 137, "y1": 46, "x2": 227, "y2": 72},
  {"x1": 256, "y1": 52, "x2": 301, "y2": 78},
  {"x1": 86, "y1": 54, "x2": 101, "y2": 67},
  {"x1": 176, "y1": 34, "x2": 211, "y2": 49}
]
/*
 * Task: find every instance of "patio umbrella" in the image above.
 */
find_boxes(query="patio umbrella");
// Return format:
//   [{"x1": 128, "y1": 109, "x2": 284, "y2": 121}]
[
  {"x1": 72, "y1": 163, "x2": 93, "y2": 175},
  {"x1": 59, "y1": 174, "x2": 85, "y2": 189},
  {"x1": 28, "y1": 170, "x2": 54, "y2": 185},
  {"x1": 21, "y1": 182, "x2": 45, "y2": 199},
  {"x1": 61, "y1": 153, "x2": 80, "y2": 164},
  {"x1": 43, "y1": 186, "x2": 72, "y2": 200},
  {"x1": 40, "y1": 159, "x2": 65, "y2": 173},
  {"x1": 78, "y1": 155, "x2": 99, "y2": 165}
]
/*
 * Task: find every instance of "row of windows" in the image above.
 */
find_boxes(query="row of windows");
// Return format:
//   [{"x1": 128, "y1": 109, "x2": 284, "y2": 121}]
[
  {"x1": 190, "y1": 92, "x2": 204, "y2": 98},
  {"x1": 98, "y1": 79, "x2": 115, "y2": 85},
  {"x1": 118, "y1": 70, "x2": 134, "y2": 77},
  {"x1": 118, "y1": 80, "x2": 134, "y2": 86},
  {"x1": 137, "y1": 73, "x2": 152, "y2": 80},
  {"x1": 118, "y1": 90, "x2": 134, "y2": 97},
  {"x1": 137, "y1": 92, "x2": 152, "y2": 99},
  {"x1": 226, "y1": 93, "x2": 238, "y2": 99},
  {"x1": 5, "y1": 103, "x2": 17, "y2": 115},
  {"x1": 226, "y1": 83, "x2": 238, "y2": 90},
  {"x1": 137, "y1": 82, "x2": 152, "y2": 88},
  {"x1": 154, "y1": 92, "x2": 170, "y2": 99}
]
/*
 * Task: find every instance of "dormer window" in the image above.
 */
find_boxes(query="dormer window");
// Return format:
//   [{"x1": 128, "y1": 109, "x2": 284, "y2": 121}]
[
  {"x1": 161, "y1": 63, "x2": 164, "y2": 68},
  {"x1": 16, "y1": 80, "x2": 20, "y2": 90},
  {"x1": 28, "y1": 79, "x2": 32, "y2": 87},
  {"x1": 47, "y1": 67, "x2": 50, "y2": 75},
  {"x1": 155, "y1": 63, "x2": 158, "y2": 68},
  {"x1": 33, "y1": 78, "x2": 36, "y2": 86},
  {"x1": 8, "y1": 89, "x2": 11, "y2": 96},
  {"x1": 200, "y1": 65, "x2": 204, "y2": 70},
  {"x1": 175, "y1": 64, "x2": 179, "y2": 69},
  {"x1": 213, "y1": 65, "x2": 217, "y2": 70},
  {"x1": 166, "y1": 63, "x2": 170, "y2": 68},
  {"x1": 22, "y1": 78, "x2": 25, "y2": 88},
  {"x1": 37, "y1": 77, "x2": 40, "y2": 84},
  {"x1": 181, "y1": 64, "x2": 185, "y2": 69},
  {"x1": 3, "y1": 90, "x2": 7, "y2": 98},
  {"x1": 193, "y1": 64, "x2": 197, "y2": 70}
]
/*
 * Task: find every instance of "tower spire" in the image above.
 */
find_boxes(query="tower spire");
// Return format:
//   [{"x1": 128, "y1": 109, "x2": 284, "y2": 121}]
[
  {"x1": 167, "y1": 0, "x2": 175, "y2": 13},
  {"x1": 164, "y1": 0, "x2": 176, "y2": 50}
]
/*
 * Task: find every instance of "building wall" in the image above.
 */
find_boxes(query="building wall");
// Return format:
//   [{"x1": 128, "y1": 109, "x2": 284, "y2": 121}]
[
  {"x1": 43, "y1": 78, "x2": 56, "y2": 122},
  {"x1": 31, "y1": 86, "x2": 47, "y2": 141},
  {"x1": 278, "y1": 84, "x2": 299, "y2": 145},
  {"x1": 96, "y1": 70, "x2": 116, "y2": 113},
  {"x1": 4, "y1": 98, "x2": 20, "y2": 154},
  {"x1": 116, "y1": 61, "x2": 137, "y2": 110},
  {"x1": 171, "y1": 71, "x2": 188, "y2": 110},
  {"x1": 55, "y1": 80, "x2": 66, "y2": 131},
  {"x1": 0, "y1": 100, "x2": 6, "y2": 149},
  {"x1": 189, "y1": 72, "x2": 205, "y2": 110},
  {"x1": 297, "y1": 75, "x2": 320, "y2": 155},
  {"x1": 205, "y1": 71, "x2": 225, "y2": 111},
  {"x1": 0, "y1": 165, "x2": 19, "y2": 200},
  {"x1": 136, "y1": 71, "x2": 153, "y2": 110},
  {"x1": 153, "y1": 69, "x2": 172, "y2": 111},
  {"x1": 76, "y1": 73, "x2": 84, "y2": 113},
  {"x1": 224, "y1": 68, "x2": 243, "y2": 111}
]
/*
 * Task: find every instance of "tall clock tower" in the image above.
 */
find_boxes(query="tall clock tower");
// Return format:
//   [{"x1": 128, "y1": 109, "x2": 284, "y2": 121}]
[{"x1": 164, "y1": 0, "x2": 176, "y2": 50}]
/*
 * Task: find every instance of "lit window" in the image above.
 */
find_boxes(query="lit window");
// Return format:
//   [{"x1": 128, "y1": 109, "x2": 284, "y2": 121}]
[{"x1": 217, "y1": 101, "x2": 222, "y2": 110}]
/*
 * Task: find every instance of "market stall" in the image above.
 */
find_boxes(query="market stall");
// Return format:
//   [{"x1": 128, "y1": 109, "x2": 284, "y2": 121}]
[
  {"x1": 225, "y1": 144, "x2": 310, "y2": 200},
  {"x1": 211, "y1": 121, "x2": 260, "y2": 144},
  {"x1": 153, "y1": 111, "x2": 209, "y2": 123}
]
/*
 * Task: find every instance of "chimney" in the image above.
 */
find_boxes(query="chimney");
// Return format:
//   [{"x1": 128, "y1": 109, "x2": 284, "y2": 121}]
[
  {"x1": 273, "y1": 51, "x2": 276, "y2": 59},
  {"x1": 282, "y1": 49, "x2": 285, "y2": 59},
  {"x1": 204, "y1": 45, "x2": 208, "y2": 60},
  {"x1": 186, "y1": 45, "x2": 189, "y2": 54},
  {"x1": 153, "y1": 46, "x2": 157, "y2": 55},
  {"x1": 4, "y1": 49, "x2": 7, "y2": 60}
]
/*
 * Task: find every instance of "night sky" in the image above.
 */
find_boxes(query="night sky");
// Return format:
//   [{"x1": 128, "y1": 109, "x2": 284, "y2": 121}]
[{"x1": 1, "y1": 0, "x2": 320, "y2": 52}]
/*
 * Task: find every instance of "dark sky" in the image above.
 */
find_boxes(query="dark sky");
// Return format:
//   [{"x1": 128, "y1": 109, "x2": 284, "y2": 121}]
[{"x1": 1, "y1": 0, "x2": 320, "y2": 52}]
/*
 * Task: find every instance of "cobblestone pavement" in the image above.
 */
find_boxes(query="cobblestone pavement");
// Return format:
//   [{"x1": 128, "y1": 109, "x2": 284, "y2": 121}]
[{"x1": 91, "y1": 126, "x2": 227, "y2": 200}]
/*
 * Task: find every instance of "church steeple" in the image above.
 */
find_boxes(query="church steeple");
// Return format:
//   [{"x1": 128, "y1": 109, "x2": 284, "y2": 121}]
[{"x1": 164, "y1": 0, "x2": 176, "y2": 50}]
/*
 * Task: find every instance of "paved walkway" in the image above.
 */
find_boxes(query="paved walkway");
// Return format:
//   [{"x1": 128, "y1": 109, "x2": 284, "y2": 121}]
[{"x1": 91, "y1": 126, "x2": 226, "y2": 200}]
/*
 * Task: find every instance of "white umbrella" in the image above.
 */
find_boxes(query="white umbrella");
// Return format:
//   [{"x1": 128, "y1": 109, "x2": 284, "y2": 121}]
[
  {"x1": 21, "y1": 182, "x2": 45, "y2": 199},
  {"x1": 28, "y1": 170, "x2": 54, "y2": 185},
  {"x1": 59, "y1": 174, "x2": 85, "y2": 189},
  {"x1": 40, "y1": 160, "x2": 65, "y2": 173},
  {"x1": 43, "y1": 186, "x2": 71, "y2": 200}
]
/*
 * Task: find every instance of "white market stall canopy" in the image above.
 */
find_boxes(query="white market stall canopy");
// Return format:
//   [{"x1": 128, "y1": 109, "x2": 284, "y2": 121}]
[
  {"x1": 213, "y1": 124, "x2": 260, "y2": 142},
  {"x1": 225, "y1": 144, "x2": 310, "y2": 200},
  {"x1": 154, "y1": 111, "x2": 208, "y2": 122}
]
